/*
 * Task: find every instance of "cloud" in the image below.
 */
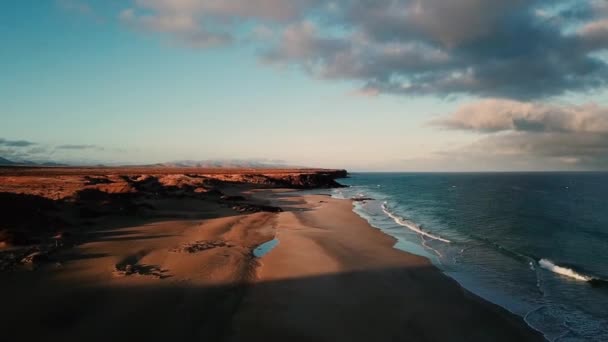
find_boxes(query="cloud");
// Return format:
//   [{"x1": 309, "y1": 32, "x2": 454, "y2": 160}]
[
  {"x1": 120, "y1": 11, "x2": 202, "y2": 47},
  {"x1": 0, "y1": 139, "x2": 114, "y2": 164},
  {"x1": 56, "y1": 0, "x2": 106, "y2": 23},
  {"x1": 449, "y1": 131, "x2": 608, "y2": 170},
  {"x1": 56, "y1": 0, "x2": 93, "y2": 15},
  {"x1": 579, "y1": 18, "x2": 608, "y2": 49},
  {"x1": 120, "y1": 8, "x2": 232, "y2": 48},
  {"x1": 261, "y1": 21, "x2": 450, "y2": 81},
  {"x1": 118, "y1": 0, "x2": 608, "y2": 100},
  {"x1": 130, "y1": 0, "x2": 314, "y2": 21},
  {"x1": 0, "y1": 138, "x2": 44, "y2": 162},
  {"x1": 275, "y1": 0, "x2": 608, "y2": 99},
  {"x1": 427, "y1": 99, "x2": 608, "y2": 169},
  {"x1": 56, "y1": 144, "x2": 104, "y2": 151},
  {"x1": 430, "y1": 99, "x2": 608, "y2": 133},
  {"x1": 0, "y1": 138, "x2": 37, "y2": 147},
  {"x1": 119, "y1": 0, "x2": 322, "y2": 48}
]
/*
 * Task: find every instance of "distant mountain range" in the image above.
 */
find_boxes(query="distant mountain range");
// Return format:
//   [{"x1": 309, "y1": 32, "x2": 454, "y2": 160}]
[
  {"x1": 151, "y1": 160, "x2": 294, "y2": 169},
  {"x1": 0, "y1": 156, "x2": 66, "y2": 167},
  {"x1": 0, "y1": 157, "x2": 296, "y2": 169},
  {"x1": 0, "y1": 157, "x2": 16, "y2": 165}
]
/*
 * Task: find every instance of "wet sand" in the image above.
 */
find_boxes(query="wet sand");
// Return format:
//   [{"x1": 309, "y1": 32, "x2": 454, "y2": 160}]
[{"x1": 0, "y1": 186, "x2": 543, "y2": 341}]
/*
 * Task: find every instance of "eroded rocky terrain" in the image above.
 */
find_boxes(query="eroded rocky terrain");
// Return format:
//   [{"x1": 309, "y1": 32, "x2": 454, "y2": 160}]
[{"x1": 0, "y1": 167, "x2": 346, "y2": 270}]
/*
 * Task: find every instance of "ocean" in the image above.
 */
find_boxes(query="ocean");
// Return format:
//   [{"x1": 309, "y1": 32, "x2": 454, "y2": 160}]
[{"x1": 333, "y1": 172, "x2": 608, "y2": 341}]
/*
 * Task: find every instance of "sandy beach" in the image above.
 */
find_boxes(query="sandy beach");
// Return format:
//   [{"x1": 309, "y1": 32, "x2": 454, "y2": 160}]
[{"x1": 0, "y1": 168, "x2": 542, "y2": 341}]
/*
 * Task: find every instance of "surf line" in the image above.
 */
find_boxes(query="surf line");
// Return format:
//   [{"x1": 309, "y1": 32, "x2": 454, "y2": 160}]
[{"x1": 382, "y1": 202, "x2": 451, "y2": 244}]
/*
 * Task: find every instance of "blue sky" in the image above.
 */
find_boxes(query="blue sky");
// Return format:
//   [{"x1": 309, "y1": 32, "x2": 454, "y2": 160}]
[{"x1": 2, "y1": 1, "x2": 608, "y2": 171}]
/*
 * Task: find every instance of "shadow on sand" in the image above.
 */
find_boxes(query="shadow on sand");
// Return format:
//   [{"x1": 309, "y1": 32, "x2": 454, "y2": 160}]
[{"x1": 0, "y1": 264, "x2": 543, "y2": 342}]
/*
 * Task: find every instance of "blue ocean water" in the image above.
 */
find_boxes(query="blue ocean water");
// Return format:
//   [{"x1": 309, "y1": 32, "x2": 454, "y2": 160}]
[{"x1": 333, "y1": 173, "x2": 608, "y2": 341}]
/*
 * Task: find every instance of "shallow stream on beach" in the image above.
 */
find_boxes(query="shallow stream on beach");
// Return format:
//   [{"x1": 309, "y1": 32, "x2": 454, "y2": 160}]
[{"x1": 253, "y1": 238, "x2": 279, "y2": 258}]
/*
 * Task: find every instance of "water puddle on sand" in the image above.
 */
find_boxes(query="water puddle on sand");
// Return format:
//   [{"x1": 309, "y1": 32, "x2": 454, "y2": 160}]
[{"x1": 253, "y1": 238, "x2": 279, "y2": 258}]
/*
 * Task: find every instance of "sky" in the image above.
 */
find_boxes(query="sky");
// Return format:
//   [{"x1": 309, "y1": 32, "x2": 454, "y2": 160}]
[{"x1": 2, "y1": 0, "x2": 608, "y2": 171}]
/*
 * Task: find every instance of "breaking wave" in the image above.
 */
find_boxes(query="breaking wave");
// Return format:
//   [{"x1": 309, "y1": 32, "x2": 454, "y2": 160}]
[
  {"x1": 538, "y1": 259, "x2": 593, "y2": 282},
  {"x1": 381, "y1": 202, "x2": 451, "y2": 243}
]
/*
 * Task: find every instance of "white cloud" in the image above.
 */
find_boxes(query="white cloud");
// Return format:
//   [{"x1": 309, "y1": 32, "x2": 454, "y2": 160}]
[
  {"x1": 120, "y1": 7, "x2": 232, "y2": 47},
  {"x1": 56, "y1": 0, "x2": 92, "y2": 15},
  {"x1": 431, "y1": 99, "x2": 608, "y2": 133}
]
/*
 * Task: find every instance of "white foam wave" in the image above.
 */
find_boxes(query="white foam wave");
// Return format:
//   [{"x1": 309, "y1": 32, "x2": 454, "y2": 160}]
[
  {"x1": 538, "y1": 259, "x2": 592, "y2": 282},
  {"x1": 381, "y1": 202, "x2": 451, "y2": 243},
  {"x1": 332, "y1": 189, "x2": 345, "y2": 199},
  {"x1": 421, "y1": 236, "x2": 444, "y2": 257}
]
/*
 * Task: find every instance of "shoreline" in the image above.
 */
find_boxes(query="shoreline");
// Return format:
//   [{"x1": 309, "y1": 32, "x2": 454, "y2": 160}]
[
  {"x1": 337, "y1": 192, "x2": 549, "y2": 340},
  {"x1": 231, "y1": 190, "x2": 543, "y2": 341},
  {"x1": 0, "y1": 169, "x2": 543, "y2": 341}
]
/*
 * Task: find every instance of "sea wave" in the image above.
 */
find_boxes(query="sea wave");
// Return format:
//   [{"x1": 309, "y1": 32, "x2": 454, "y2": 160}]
[
  {"x1": 538, "y1": 259, "x2": 593, "y2": 282},
  {"x1": 332, "y1": 189, "x2": 346, "y2": 199},
  {"x1": 381, "y1": 202, "x2": 451, "y2": 243}
]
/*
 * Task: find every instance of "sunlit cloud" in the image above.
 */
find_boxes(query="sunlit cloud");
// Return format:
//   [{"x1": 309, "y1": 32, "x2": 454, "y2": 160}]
[{"x1": 426, "y1": 99, "x2": 608, "y2": 170}]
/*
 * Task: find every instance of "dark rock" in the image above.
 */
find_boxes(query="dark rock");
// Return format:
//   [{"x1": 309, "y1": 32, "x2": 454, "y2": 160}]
[
  {"x1": 231, "y1": 204, "x2": 283, "y2": 213},
  {"x1": 351, "y1": 197, "x2": 374, "y2": 202},
  {"x1": 221, "y1": 195, "x2": 246, "y2": 201},
  {"x1": 171, "y1": 240, "x2": 233, "y2": 253},
  {"x1": 21, "y1": 251, "x2": 49, "y2": 265},
  {"x1": 205, "y1": 189, "x2": 225, "y2": 197},
  {"x1": 83, "y1": 176, "x2": 113, "y2": 185}
]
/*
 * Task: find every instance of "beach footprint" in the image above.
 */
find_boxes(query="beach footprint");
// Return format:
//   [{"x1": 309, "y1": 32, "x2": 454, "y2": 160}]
[
  {"x1": 113, "y1": 250, "x2": 169, "y2": 279},
  {"x1": 170, "y1": 240, "x2": 234, "y2": 254}
]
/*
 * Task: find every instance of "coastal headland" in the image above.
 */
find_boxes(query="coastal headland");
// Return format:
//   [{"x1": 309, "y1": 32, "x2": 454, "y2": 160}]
[{"x1": 0, "y1": 167, "x2": 542, "y2": 341}]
